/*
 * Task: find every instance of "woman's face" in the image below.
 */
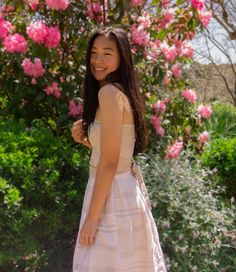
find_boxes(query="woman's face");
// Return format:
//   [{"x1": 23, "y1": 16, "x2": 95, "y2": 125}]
[{"x1": 90, "y1": 35, "x2": 120, "y2": 87}]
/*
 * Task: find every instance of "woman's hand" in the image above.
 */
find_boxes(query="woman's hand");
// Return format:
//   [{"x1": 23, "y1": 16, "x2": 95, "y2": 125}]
[
  {"x1": 79, "y1": 216, "x2": 99, "y2": 246},
  {"x1": 71, "y1": 119, "x2": 91, "y2": 148}
]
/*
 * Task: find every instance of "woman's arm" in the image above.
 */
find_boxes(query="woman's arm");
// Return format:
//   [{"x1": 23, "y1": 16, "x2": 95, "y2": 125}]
[
  {"x1": 79, "y1": 84, "x2": 124, "y2": 246},
  {"x1": 87, "y1": 84, "x2": 124, "y2": 220}
]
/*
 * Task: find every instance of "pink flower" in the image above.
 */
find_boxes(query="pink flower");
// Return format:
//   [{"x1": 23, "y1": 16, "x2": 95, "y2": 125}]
[
  {"x1": 44, "y1": 82, "x2": 61, "y2": 98},
  {"x1": 137, "y1": 11, "x2": 151, "y2": 29},
  {"x1": 26, "y1": 0, "x2": 39, "y2": 10},
  {"x1": 198, "y1": 131, "x2": 209, "y2": 143},
  {"x1": 181, "y1": 89, "x2": 197, "y2": 103},
  {"x1": 197, "y1": 105, "x2": 212, "y2": 119},
  {"x1": 131, "y1": 0, "x2": 144, "y2": 6},
  {"x1": 86, "y1": 2, "x2": 103, "y2": 22},
  {"x1": 0, "y1": 18, "x2": 13, "y2": 39},
  {"x1": 26, "y1": 20, "x2": 48, "y2": 44},
  {"x1": 163, "y1": 75, "x2": 171, "y2": 85},
  {"x1": 150, "y1": 115, "x2": 165, "y2": 137},
  {"x1": 179, "y1": 43, "x2": 194, "y2": 58},
  {"x1": 167, "y1": 140, "x2": 183, "y2": 159},
  {"x1": 191, "y1": 0, "x2": 204, "y2": 10},
  {"x1": 45, "y1": 0, "x2": 69, "y2": 10},
  {"x1": 161, "y1": 42, "x2": 177, "y2": 62},
  {"x1": 3, "y1": 34, "x2": 28, "y2": 53},
  {"x1": 31, "y1": 78, "x2": 37, "y2": 85},
  {"x1": 21, "y1": 58, "x2": 45, "y2": 78},
  {"x1": 68, "y1": 99, "x2": 83, "y2": 117},
  {"x1": 160, "y1": 9, "x2": 174, "y2": 29},
  {"x1": 198, "y1": 10, "x2": 212, "y2": 27},
  {"x1": 171, "y1": 63, "x2": 181, "y2": 78},
  {"x1": 131, "y1": 25, "x2": 150, "y2": 47},
  {"x1": 152, "y1": 100, "x2": 166, "y2": 113},
  {"x1": 45, "y1": 26, "x2": 61, "y2": 48},
  {"x1": 161, "y1": 0, "x2": 170, "y2": 8}
]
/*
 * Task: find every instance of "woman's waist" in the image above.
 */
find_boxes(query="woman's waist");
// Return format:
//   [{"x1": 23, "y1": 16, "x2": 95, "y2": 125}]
[{"x1": 89, "y1": 161, "x2": 133, "y2": 177}]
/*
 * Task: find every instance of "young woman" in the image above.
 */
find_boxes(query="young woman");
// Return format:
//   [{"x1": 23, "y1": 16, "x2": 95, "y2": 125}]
[{"x1": 71, "y1": 26, "x2": 167, "y2": 272}]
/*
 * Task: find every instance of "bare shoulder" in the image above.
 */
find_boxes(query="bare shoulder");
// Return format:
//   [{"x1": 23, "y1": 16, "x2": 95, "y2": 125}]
[{"x1": 98, "y1": 83, "x2": 124, "y2": 100}]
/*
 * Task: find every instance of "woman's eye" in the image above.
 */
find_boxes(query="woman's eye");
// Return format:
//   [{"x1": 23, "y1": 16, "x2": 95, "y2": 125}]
[
  {"x1": 91, "y1": 52, "x2": 96, "y2": 54},
  {"x1": 105, "y1": 53, "x2": 111, "y2": 55}
]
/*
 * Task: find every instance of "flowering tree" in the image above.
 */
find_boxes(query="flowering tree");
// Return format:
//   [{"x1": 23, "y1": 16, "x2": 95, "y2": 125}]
[{"x1": 0, "y1": 0, "x2": 212, "y2": 158}]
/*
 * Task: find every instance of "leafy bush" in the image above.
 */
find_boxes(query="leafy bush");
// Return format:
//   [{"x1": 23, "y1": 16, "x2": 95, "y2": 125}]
[
  {"x1": 200, "y1": 137, "x2": 236, "y2": 199},
  {"x1": 0, "y1": 118, "x2": 89, "y2": 271},
  {"x1": 204, "y1": 102, "x2": 236, "y2": 139},
  {"x1": 136, "y1": 149, "x2": 236, "y2": 271}
]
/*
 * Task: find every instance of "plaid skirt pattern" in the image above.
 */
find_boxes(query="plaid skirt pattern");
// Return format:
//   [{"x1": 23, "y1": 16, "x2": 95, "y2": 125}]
[{"x1": 72, "y1": 170, "x2": 167, "y2": 272}]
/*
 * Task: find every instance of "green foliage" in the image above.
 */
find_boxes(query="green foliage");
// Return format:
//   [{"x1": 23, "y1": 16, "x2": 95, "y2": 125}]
[
  {"x1": 136, "y1": 149, "x2": 236, "y2": 271},
  {"x1": 204, "y1": 102, "x2": 236, "y2": 139},
  {"x1": 200, "y1": 137, "x2": 236, "y2": 199},
  {"x1": 0, "y1": 118, "x2": 89, "y2": 271}
]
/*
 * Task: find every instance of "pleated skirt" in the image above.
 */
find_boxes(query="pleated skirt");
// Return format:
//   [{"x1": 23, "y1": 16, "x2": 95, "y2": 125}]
[{"x1": 72, "y1": 170, "x2": 167, "y2": 272}]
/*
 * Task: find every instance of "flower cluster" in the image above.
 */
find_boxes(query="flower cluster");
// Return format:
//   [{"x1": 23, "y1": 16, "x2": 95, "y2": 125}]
[
  {"x1": 46, "y1": 0, "x2": 69, "y2": 10},
  {"x1": 86, "y1": 2, "x2": 103, "y2": 23},
  {"x1": 3, "y1": 33, "x2": 28, "y2": 53},
  {"x1": 0, "y1": 17, "x2": 13, "y2": 39},
  {"x1": 26, "y1": 20, "x2": 61, "y2": 48},
  {"x1": 131, "y1": 25, "x2": 150, "y2": 47},
  {"x1": 68, "y1": 99, "x2": 83, "y2": 117},
  {"x1": 181, "y1": 89, "x2": 197, "y2": 103},
  {"x1": 21, "y1": 58, "x2": 45, "y2": 78},
  {"x1": 197, "y1": 105, "x2": 212, "y2": 119},
  {"x1": 167, "y1": 140, "x2": 184, "y2": 159},
  {"x1": 44, "y1": 82, "x2": 61, "y2": 98},
  {"x1": 131, "y1": 0, "x2": 144, "y2": 6}
]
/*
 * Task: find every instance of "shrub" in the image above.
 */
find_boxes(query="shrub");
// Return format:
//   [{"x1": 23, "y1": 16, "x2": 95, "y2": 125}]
[
  {"x1": 0, "y1": 118, "x2": 89, "y2": 271},
  {"x1": 204, "y1": 102, "x2": 236, "y2": 139},
  {"x1": 200, "y1": 137, "x2": 236, "y2": 199},
  {"x1": 135, "y1": 149, "x2": 236, "y2": 271}
]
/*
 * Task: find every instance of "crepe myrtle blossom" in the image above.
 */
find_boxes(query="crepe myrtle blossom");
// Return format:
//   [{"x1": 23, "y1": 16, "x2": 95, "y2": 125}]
[
  {"x1": 167, "y1": 139, "x2": 183, "y2": 159},
  {"x1": 21, "y1": 58, "x2": 45, "y2": 78},
  {"x1": 198, "y1": 105, "x2": 212, "y2": 119},
  {"x1": 131, "y1": 24, "x2": 150, "y2": 47},
  {"x1": 181, "y1": 89, "x2": 197, "y2": 103},
  {"x1": 198, "y1": 10, "x2": 212, "y2": 27},
  {"x1": 131, "y1": 0, "x2": 144, "y2": 6},
  {"x1": 198, "y1": 131, "x2": 209, "y2": 143},
  {"x1": 152, "y1": 100, "x2": 166, "y2": 114},
  {"x1": 161, "y1": 0, "x2": 170, "y2": 8},
  {"x1": 171, "y1": 63, "x2": 181, "y2": 78},
  {"x1": 45, "y1": 0, "x2": 69, "y2": 11},
  {"x1": 137, "y1": 11, "x2": 151, "y2": 29},
  {"x1": 26, "y1": 20, "x2": 48, "y2": 44},
  {"x1": 160, "y1": 9, "x2": 174, "y2": 29},
  {"x1": 27, "y1": 20, "x2": 61, "y2": 48},
  {"x1": 161, "y1": 42, "x2": 177, "y2": 62},
  {"x1": 68, "y1": 99, "x2": 83, "y2": 117},
  {"x1": 0, "y1": 18, "x2": 13, "y2": 39},
  {"x1": 86, "y1": 2, "x2": 103, "y2": 22},
  {"x1": 3, "y1": 34, "x2": 28, "y2": 53},
  {"x1": 150, "y1": 115, "x2": 165, "y2": 137},
  {"x1": 26, "y1": 0, "x2": 39, "y2": 10},
  {"x1": 191, "y1": 0, "x2": 204, "y2": 11},
  {"x1": 44, "y1": 82, "x2": 61, "y2": 98},
  {"x1": 45, "y1": 26, "x2": 61, "y2": 49}
]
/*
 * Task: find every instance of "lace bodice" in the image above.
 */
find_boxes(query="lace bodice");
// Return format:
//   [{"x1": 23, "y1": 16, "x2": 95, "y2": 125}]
[{"x1": 88, "y1": 119, "x2": 135, "y2": 176}]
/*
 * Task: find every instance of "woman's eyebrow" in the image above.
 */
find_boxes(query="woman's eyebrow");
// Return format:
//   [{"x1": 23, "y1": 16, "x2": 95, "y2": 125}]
[{"x1": 91, "y1": 46, "x2": 114, "y2": 51}]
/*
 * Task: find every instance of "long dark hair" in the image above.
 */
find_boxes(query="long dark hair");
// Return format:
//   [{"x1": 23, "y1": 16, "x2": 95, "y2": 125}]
[{"x1": 82, "y1": 26, "x2": 148, "y2": 156}]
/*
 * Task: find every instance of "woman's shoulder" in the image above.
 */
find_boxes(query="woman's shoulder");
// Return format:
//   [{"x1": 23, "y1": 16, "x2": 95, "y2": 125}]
[{"x1": 98, "y1": 83, "x2": 125, "y2": 100}]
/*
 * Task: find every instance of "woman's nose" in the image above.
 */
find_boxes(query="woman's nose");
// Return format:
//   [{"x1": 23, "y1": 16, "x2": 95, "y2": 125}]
[{"x1": 93, "y1": 54, "x2": 103, "y2": 64}]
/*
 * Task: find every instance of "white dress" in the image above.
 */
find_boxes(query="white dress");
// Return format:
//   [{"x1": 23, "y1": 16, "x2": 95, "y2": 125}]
[{"x1": 73, "y1": 119, "x2": 167, "y2": 271}]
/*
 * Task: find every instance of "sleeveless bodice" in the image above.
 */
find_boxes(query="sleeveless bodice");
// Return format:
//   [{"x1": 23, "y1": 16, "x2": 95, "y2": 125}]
[{"x1": 88, "y1": 120, "x2": 135, "y2": 176}]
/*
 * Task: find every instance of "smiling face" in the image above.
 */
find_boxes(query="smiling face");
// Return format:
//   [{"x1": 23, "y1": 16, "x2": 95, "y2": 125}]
[{"x1": 90, "y1": 35, "x2": 120, "y2": 87}]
